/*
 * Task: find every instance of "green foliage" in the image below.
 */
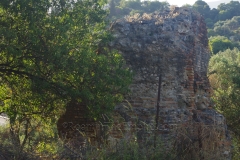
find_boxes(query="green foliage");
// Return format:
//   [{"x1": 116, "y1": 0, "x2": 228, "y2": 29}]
[
  {"x1": 193, "y1": 0, "x2": 210, "y2": 19},
  {"x1": 0, "y1": 0, "x2": 132, "y2": 158},
  {"x1": 218, "y1": 10, "x2": 232, "y2": 21},
  {"x1": 208, "y1": 16, "x2": 240, "y2": 40},
  {"x1": 0, "y1": 0, "x2": 132, "y2": 120},
  {"x1": 232, "y1": 135, "x2": 240, "y2": 160},
  {"x1": 121, "y1": 0, "x2": 142, "y2": 11},
  {"x1": 217, "y1": 16, "x2": 240, "y2": 30},
  {"x1": 214, "y1": 20, "x2": 226, "y2": 28},
  {"x1": 191, "y1": 0, "x2": 240, "y2": 30},
  {"x1": 109, "y1": 0, "x2": 169, "y2": 18},
  {"x1": 205, "y1": 18, "x2": 214, "y2": 28},
  {"x1": 208, "y1": 8, "x2": 219, "y2": 22},
  {"x1": 108, "y1": 0, "x2": 240, "y2": 24},
  {"x1": 208, "y1": 48, "x2": 240, "y2": 159},
  {"x1": 130, "y1": 9, "x2": 144, "y2": 16},
  {"x1": 141, "y1": 1, "x2": 169, "y2": 13},
  {"x1": 86, "y1": 138, "x2": 174, "y2": 160},
  {"x1": 181, "y1": 4, "x2": 192, "y2": 8},
  {"x1": 214, "y1": 26, "x2": 232, "y2": 37},
  {"x1": 0, "y1": 118, "x2": 62, "y2": 159},
  {"x1": 209, "y1": 36, "x2": 235, "y2": 54},
  {"x1": 217, "y1": 1, "x2": 240, "y2": 21},
  {"x1": 207, "y1": 29, "x2": 216, "y2": 37}
]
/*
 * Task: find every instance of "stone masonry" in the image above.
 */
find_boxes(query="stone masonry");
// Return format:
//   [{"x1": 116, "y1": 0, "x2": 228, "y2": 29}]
[
  {"x1": 57, "y1": 6, "x2": 232, "y2": 159},
  {"x1": 107, "y1": 6, "x2": 231, "y2": 159}
]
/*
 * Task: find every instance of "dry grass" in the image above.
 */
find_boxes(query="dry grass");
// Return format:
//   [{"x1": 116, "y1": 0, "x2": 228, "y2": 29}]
[{"x1": 172, "y1": 121, "x2": 229, "y2": 160}]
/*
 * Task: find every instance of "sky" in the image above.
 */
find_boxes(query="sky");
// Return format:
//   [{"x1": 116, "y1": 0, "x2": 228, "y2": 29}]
[{"x1": 161, "y1": 0, "x2": 231, "y2": 8}]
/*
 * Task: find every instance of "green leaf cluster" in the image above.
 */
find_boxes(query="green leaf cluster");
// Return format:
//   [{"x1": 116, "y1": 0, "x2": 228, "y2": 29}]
[
  {"x1": 0, "y1": 0, "x2": 132, "y2": 120},
  {"x1": 0, "y1": 0, "x2": 132, "y2": 157},
  {"x1": 208, "y1": 36, "x2": 236, "y2": 54},
  {"x1": 208, "y1": 48, "x2": 240, "y2": 158},
  {"x1": 108, "y1": 0, "x2": 169, "y2": 18},
  {"x1": 0, "y1": 4, "x2": 133, "y2": 157},
  {"x1": 192, "y1": 0, "x2": 210, "y2": 18}
]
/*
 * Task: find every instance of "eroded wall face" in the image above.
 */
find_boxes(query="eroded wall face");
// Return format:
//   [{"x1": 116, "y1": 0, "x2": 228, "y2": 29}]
[
  {"x1": 111, "y1": 7, "x2": 210, "y2": 128},
  {"x1": 57, "y1": 7, "x2": 231, "y2": 159},
  {"x1": 109, "y1": 7, "x2": 231, "y2": 159}
]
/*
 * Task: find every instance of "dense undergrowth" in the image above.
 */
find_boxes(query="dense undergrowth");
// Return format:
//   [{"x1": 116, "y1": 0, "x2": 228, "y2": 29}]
[{"x1": 0, "y1": 115, "x2": 233, "y2": 160}]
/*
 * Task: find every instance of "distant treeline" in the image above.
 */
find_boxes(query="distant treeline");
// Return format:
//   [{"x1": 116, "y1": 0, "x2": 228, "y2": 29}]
[
  {"x1": 107, "y1": 0, "x2": 170, "y2": 18},
  {"x1": 108, "y1": 0, "x2": 240, "y2": 23}
]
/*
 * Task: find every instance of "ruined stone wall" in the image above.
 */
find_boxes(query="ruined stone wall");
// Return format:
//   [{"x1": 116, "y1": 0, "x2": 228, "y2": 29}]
[
  {"x1": 110, "y1": 7, "x2": 210, "y2": 114},
  {"x1": 108, "y1": 7, "x2": 231, "y2": 159},
  {"x1": 57, "y1": 6, "x2": 231, "y2": 159}
]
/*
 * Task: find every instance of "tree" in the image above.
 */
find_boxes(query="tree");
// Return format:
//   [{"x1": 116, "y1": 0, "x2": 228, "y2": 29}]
[
  {"x1": 232, "y1": 16, "x2": 240, "y2": 24},
  {"x1": 218, "y1": 10, "x2": 232, "y2": 21},
  {"x1": 120, "y1": 0, "x2": 142, "y2": 11},
  {"x1": 205, "y1": 18, "x2": 214, "y2": 28},
  {"x1": 208, "y1": 48, "x2": 240, "y2": 158},
  {"x1": 214, "y1": 26, "x2": 232, "y2": 36},
  {"x1": 217, "y1": 1, "x2": 240, "y2": 21},
  {"x1": 209, "y1": 8, "x2": 219, "y2": 22},
  {"x1": 193, "y1": 0, "x2": 210, "y2": 19},
  {"x1": 210, "y1": 16, "x2": 240, "y2": 38},
  {"x1": 207, "y1": 29, "x2": 216, "y2": 37},
  {"x1": 0, "y1": 0, "x2": 132, "y2": 158},
  {"x1": 209, "y1": 36, "x2": 234, "y2": 54},
  {"x1": 182, "y1": 4, "x2": 192, "y2": 8},
  {"x1": 142, "y1": 1, "x2": 169, "y2": 13}
]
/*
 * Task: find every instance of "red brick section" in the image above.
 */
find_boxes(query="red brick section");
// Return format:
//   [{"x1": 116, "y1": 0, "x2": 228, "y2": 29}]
[
  {"x1": 185, "y1": 56, "x2": 195, "y2": 110},
  {"x1": 57, "y1": 101, "x2": 103, "y2": 147}
]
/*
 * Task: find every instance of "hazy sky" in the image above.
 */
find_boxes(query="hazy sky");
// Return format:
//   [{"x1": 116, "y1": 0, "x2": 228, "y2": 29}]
[{"x1": 162, "y1": 0, "x2": 224, "y2": 7}]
